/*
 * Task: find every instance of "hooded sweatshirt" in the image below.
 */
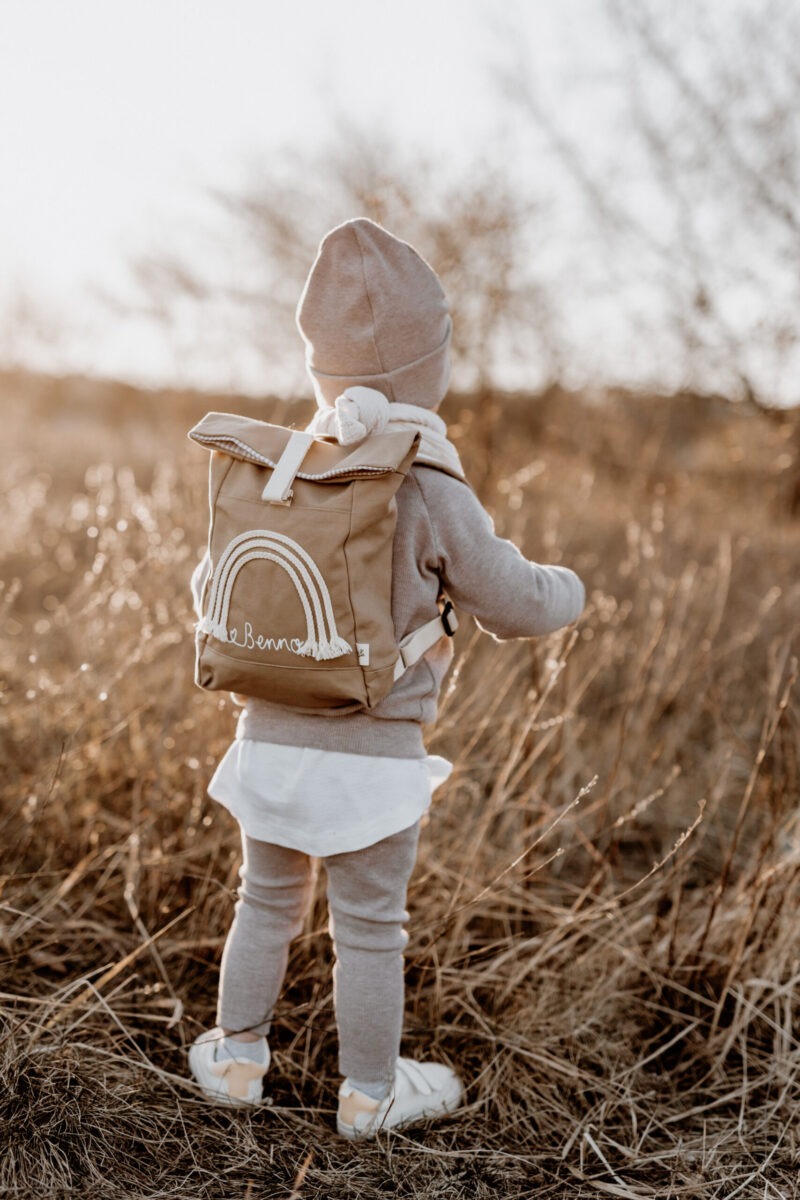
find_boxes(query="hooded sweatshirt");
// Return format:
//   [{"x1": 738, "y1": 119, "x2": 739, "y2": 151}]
[{"x1": 233, "y1": 218, "x2": 585, "y2": 758}]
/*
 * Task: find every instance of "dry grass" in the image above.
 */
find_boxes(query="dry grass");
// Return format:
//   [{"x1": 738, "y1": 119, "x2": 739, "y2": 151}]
[{"x1": 1, "y1": 370, "x2": 799, "y2": 1198}]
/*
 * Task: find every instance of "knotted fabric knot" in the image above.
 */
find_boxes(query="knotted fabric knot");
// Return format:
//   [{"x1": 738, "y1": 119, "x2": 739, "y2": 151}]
[
  {"x1": 304, "y1": 389, "x2": 466, "y2": 478},
  {"x1": 308, "y1": 386, "x2": 390, "y2": 445}
]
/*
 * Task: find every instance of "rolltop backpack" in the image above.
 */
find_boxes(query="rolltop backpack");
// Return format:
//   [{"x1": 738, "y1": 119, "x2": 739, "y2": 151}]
[{"x1": 188, "y1": 412, "x2": 457, "y2": 711}]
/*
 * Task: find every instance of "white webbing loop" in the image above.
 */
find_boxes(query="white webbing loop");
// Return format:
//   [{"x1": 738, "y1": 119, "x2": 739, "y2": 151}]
[
  {"x1": 393, "y1": 602, "x2": 458, "y2": 681},
  {"x1": 261, "y1": 431, "x2": 314, "y2": 503}
]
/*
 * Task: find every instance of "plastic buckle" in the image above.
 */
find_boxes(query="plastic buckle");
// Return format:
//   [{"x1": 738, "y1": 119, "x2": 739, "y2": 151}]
[{"x1": 440, "y1": 600, "x2": 458, "y2": 637}]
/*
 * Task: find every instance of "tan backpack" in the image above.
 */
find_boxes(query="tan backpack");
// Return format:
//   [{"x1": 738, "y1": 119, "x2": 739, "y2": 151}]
[{"x1": 188, "y1": 412, "x2": 456, "y2": 710}]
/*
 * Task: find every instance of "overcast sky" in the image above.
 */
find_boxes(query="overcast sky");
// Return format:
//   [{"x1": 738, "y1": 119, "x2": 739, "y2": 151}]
[
  {"x1": 2, "y1": 0, "x2": 792, "y2": 404},
  {"x1": 0, "y1": 0, "x2": 630, "y2": 391}
]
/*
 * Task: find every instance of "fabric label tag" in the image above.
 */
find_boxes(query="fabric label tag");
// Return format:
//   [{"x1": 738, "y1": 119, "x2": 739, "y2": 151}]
[{"x1": 356, "y1": 643, "x2": 370, "y2": 667}]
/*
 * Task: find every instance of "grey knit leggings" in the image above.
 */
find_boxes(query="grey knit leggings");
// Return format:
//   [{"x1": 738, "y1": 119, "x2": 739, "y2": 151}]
[{"x1": 217, "y1": 821, "x2": 420, "y2": 1086}]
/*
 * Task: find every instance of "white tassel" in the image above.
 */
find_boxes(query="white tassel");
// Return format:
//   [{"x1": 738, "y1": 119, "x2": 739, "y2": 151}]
[
  {"x1": 311, "y1": 635, "x2": 353, "y2": 661},
  {"x1": 328, "y1": 634, "x2": 353, "y2": 658},
  {"x1": 199, "y1": 615, "x2": 229, "y2": 643},
  {"x1": 293, "y1": 635, "x2": 352, "y2": 660}
]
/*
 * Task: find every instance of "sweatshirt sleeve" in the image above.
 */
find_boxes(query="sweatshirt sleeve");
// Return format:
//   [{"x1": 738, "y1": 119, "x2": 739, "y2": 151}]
[{"x1": 416, "y1": 469, "x2": 586, "y2": 639}]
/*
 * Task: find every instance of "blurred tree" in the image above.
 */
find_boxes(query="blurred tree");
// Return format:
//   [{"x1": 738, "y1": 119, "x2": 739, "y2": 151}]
[
  {"x1": 0, "y1": 283, "x2": 71, "y2": 373},
  {"x1": 502, "y1": 0, "x2": 800, "y2": 509},
  {"x1": 615, "y1": 0, "x2": 800, "y2": 513},
  {"x1": 124, "y1": 127, "x2": 559, "y2": 403},
  {"x1": 611, "y1": 0, "x2": 800, "y2": 412}
]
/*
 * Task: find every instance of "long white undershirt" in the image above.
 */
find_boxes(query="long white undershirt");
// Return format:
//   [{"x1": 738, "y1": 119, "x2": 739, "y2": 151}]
[{"x1": 207, "y1": 739, "x2": 452, "y2": 856}]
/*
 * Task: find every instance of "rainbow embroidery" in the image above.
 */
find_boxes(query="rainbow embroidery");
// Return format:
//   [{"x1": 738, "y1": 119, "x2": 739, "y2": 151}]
[{"x1": 199, "y1": 530, "x2": 352, "y2": 661}]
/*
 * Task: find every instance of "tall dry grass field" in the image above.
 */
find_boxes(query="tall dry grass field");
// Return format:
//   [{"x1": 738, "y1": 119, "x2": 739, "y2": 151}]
[{"x1": 1, "y1": 371, "x2": 798, "y2": 1199}]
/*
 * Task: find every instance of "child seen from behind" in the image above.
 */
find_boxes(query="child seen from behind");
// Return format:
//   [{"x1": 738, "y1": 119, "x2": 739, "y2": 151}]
[{"x1": 188, "y1": 218, "x2": 586, "y2": 1138}]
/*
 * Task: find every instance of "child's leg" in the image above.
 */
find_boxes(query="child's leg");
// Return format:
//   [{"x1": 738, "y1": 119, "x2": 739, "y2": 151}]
[
  {"x1": 217, "y1": 834, "x2": 316, "y2": 1038},
  {"x1": 324, "y1": 821, "x2": 421, "y2": 1092}
]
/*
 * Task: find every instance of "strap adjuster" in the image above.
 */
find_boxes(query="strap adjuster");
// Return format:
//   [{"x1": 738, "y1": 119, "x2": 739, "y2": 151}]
[
  {"x1": 393, "y1": 600, "x2": 458, "y2": 682},
  {"x1": 440, "y1": 600, "x2": 458, "y2": 637}
]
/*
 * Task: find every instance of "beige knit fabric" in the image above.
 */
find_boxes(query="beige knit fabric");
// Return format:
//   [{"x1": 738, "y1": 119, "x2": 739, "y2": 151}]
[{"x1": 296, "y1": 218, "x2": 452, "y2": 411}]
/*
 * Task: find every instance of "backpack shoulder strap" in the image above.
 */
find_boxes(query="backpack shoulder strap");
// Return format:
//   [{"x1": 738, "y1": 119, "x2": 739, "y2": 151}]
[{"x1": 393, "y1": 600, "x2": 458, "y2": 681}]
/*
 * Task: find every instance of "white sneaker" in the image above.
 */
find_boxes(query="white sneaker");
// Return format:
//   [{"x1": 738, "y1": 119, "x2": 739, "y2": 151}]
[
  {"x1": 337, "y1": 1057, "x2": 464, "y2": 1140},
  {"x1": 188, "y1": 1027, "x2": 270, "y2": 1106}
]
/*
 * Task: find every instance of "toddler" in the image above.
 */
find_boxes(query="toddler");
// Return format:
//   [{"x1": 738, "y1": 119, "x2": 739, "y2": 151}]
[{"x1": 188, "y1": 217, "x2": 585, "y2": 1138}]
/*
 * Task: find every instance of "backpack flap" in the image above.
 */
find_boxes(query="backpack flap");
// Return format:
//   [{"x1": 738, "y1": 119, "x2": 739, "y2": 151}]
[
  {"x1": 188, "y1": 411, "x2": 419, "y2": 481},
  {"x1": 188, "y1": 412, "x2": 420, "y2": 711}
]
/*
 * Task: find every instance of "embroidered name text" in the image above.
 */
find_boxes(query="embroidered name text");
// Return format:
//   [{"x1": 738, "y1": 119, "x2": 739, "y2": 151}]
[{"x1": 227, "y1": 622, "x2": 307, "y2": 654}]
